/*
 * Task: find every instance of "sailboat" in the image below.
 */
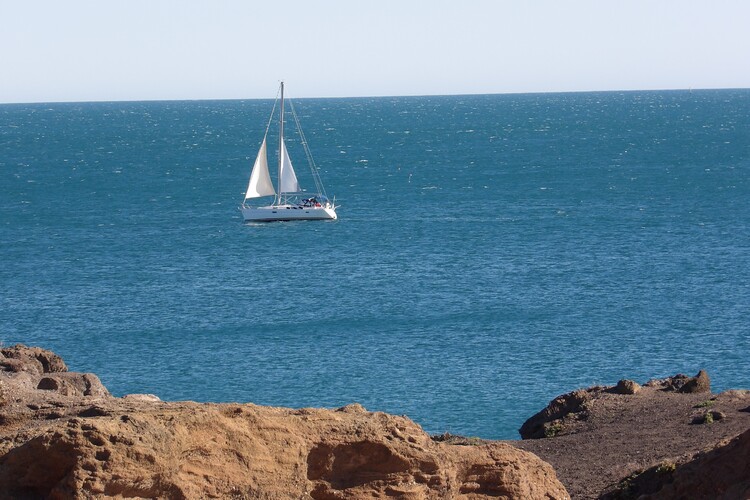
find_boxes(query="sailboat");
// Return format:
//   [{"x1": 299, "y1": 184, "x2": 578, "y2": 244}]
[{"x1": 240, "y1": 82, "x2": 338, "y2": 222}]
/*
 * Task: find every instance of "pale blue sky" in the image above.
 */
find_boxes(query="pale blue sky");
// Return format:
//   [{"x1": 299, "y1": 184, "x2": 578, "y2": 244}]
[{"x1": 1, "y1": 0, "x2": 748, "y2": 103}]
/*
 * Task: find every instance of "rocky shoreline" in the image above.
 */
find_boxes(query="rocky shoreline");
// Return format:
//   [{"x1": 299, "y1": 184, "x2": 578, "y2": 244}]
[{"x1": 1, "y1": 345, "x2": 749, "y2": 499}]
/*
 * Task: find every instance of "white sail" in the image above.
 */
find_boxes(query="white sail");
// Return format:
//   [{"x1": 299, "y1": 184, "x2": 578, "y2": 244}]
[
  {"x1": 279, "y1": 138, "x2": 300, "y2": 194},
  {"x1": 244, "y1": 138, "x2": 276, "y2": 199}
]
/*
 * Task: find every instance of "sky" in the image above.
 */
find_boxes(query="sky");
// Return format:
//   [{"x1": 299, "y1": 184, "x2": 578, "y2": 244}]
[{"x1": 1, "y1": 0, "x2": 748, "y2": 103}]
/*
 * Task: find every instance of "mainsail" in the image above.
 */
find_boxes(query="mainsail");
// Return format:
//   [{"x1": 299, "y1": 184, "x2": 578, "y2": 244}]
[
  {"x1": 244, "y1": 138, "x2": 275, "y2": 199},
  {"x1": 279, "y1": 138, "x2": 300, "y2": 194}
]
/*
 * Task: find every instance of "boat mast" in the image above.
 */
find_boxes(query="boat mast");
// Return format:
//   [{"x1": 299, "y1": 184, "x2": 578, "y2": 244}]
[{"x1": 277, "y1": 81, "x2": 285, "y2": 206}]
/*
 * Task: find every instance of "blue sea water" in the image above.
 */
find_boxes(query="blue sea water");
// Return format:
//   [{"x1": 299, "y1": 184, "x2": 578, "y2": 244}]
[{"x1": 1, "y1": 89, "x2": 748, "y2": 439}]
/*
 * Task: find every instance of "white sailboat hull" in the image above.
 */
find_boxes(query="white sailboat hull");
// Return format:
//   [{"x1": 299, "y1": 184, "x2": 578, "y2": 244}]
[{"x1": 241, "y1": 204, "x2": 337, "y2": 222}]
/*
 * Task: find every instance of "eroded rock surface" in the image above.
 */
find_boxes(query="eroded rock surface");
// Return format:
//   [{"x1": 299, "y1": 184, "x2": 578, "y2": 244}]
[{"x1": 0, "y1": 345, "x2": 569, "y2": 499}]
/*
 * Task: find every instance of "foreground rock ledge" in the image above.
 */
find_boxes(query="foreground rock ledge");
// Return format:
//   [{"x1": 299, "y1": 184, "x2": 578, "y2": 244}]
[{"x1": 0, "y1": 345, "x2": 569, "y2": 499}]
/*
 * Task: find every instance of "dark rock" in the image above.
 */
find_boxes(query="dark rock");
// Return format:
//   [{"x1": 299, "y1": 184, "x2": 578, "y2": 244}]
[
  {"x1": 519, "y1": 389, "x2": 592, "y2": 439},
  {"x1": 78, "y1": 406, "x2": 111, "y2": 418},
  {"x1": 691, "y1": 409, "x2": 725, "y2": 425},
  {"x1": 664, "y1": 374, "x2": 690, "y2": 391},
  {"x1": 710, "y1": 410, "x2": 726, "y2": 421},
  {"x1": 37, "y1": 378, "x2": 60, "y2": 391},
  {"x1": 0, "y1": 359, "x2": 26, "y2": 373}
]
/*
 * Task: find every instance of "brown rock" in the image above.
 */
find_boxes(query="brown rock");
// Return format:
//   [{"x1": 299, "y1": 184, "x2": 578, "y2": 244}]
[
  {"x1": 0, "y1": 346, "x2": 569, "y2": 499},
  {"x1": 679, "y1": 369, "x2": 711, "y2": 394},
  {"x1": 0, "y1": 344, "x2": 108, "y2": 403},
  {"x1": 336, "y1": 402, "x2": 367, "y2": 414},
  {"x1": 0, "y1": 358, "x2": 27, "y2": 374},
  {"x1": 0, "y1": 345, "x2": 67, "y2": 375},
  {"x1": 612, "y1": 379, "x2": 641, "y2": 395},
  {"x1": 644, "y1": 370, "x2": 712, "y2": 394},
  {"x1": 0, "y1": 403, "x2": 569, "y2": 499},
  {"x1": 35, "y1": 373, "x2": 109, "y2": 398}
]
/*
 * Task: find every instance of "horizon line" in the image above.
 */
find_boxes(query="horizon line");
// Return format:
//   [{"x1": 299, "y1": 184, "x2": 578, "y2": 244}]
[{"x1": 1, "y1": 86, "x2": 748, "y2": 106}]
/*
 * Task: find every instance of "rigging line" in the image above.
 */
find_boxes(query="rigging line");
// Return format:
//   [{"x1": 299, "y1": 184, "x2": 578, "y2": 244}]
[
  {"x1": 262, "y1": 86, "x2": 281, "y2": 140},
  {"x1": 256, "y1": 87, "x2": 281, "y2": 149},
  {"x1": 288, "y1": 99, "x2": 327, "y2": 198}
]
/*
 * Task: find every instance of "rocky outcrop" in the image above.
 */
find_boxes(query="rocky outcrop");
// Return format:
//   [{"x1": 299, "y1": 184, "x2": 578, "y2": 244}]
[
  {"x1": 516, "y1": 374, "x2": 750, "y2": 499},
  {"x1": 519, "y1": 371, "x2": 713, "y2": 441},
  {"x1": 0, "y1": 344, "x2": 108, "y2": 399},
  {"x1": 518, "y1": 388, "x2": 594, "y2": 439},
  {"x1": 0, "y1": 344, "x2": 67, "y2": 376},
  {"x1": 0, "y1": 345, "x2": 569, "y2": 499},
  {"x1": 6, "y1": 344, "x2": 748, "y2": 499},
  {"x1": 0, "y1": 403, "x2": 570, "y2": 499},
  {"x1": 644, "y1": 369, "x2": 712, "y2": 393}
]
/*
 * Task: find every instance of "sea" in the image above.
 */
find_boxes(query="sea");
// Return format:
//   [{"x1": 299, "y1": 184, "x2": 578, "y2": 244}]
[{"x1": 1, "y1": 89, "x2": 748, "y2": 439}]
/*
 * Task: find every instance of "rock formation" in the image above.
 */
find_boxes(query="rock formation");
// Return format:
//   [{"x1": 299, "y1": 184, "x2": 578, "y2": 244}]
[
  {"x1": 0, "y1": 345, "x2": 568, "y2": 499},
  {"x1": 5, "y1": 344, "x2": 750, "y2": 499},
  {"x1": 516, "y1": 375, "x2": 750, "y2": 499},
  {"x1": 518, "y1": 388, "x2": 595, "y2": 440},
  {"x1": 518, "y1": 371, "x2": 714, "y2": 442},
  {"x1": 643, "y1": 369, "x2": 712, "y2": 393}
]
